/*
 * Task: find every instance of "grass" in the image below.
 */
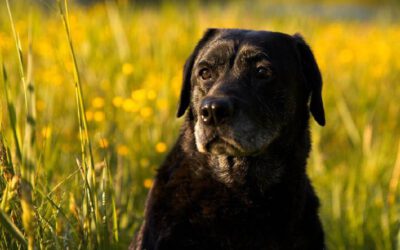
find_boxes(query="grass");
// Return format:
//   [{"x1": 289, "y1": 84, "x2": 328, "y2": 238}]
[{"x1": 0, "y1": 0, "x2": 400, "y2": 249}]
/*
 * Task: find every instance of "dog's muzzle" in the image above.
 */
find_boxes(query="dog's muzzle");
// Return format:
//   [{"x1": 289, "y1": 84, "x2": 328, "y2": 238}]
[{"x1": 200, "y1": 97, "x2": 234, "y2": 126}]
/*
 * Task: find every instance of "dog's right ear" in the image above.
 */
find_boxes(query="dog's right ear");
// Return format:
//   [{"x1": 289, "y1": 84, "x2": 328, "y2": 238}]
[
  {"x1": 176, "y1": 28, "x2": 219, "y2": 118},
  {"x1": 293, "y1": 33, "x2": 326, "y2": 126}
]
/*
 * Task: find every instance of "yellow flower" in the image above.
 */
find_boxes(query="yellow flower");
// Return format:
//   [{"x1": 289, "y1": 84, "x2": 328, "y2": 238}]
[
  {"x1": 131, "y1": 89, "x2": 147, "y2": 101},
  {"x1": 143, "y1": 178, "x2": 154, "y2": 189},
  {"x1": 155, "y1": 142, "x2": 167, "y2": 153},
  {"x1": 122, "y1": 99, "x2": 139, "y2": 112},
  {"x1": 140, "y1": 107, "x2": 153, "y2": 118},
  {"x1": 117, "y1": 145, "x2": 129, "y2": 156},
  {"x1": 147, "y1": 90, "x2": 157, "y2": 100},
  {"x1": 92, "y1": 97, "x2": 105, "y2": 108},
  {"x1": 41, "y1": 126, "x2": 52, "y2": 139},
  {"x1": 156, "y1": 99, "x2": 169, "y2": 110},
  {"x1": 113, "y1": 96, "x2": 124, "y2": 107},
  {"x1": 171, "y1": 73, "x2": 182, "y2": 97},
  {"x1": 94, "y1": 111, "x2": 105, "y2": 122},
  {"x1": 122, "y1": 63, "x2": 134, "y2": 75},
  {"x1": 85, "y1": 111, "x2": 94, "y2": 121},
  {"x1": 99, "y1": 138, "x2": 109, "y2": 148}
]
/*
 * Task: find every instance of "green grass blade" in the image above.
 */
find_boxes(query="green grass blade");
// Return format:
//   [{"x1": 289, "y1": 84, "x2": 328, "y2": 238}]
[
  {"x1": 336, "y1": 92, "x2": 361, "y2": 146},
  {"x1": 107, "y1": 161, "x2": 119, "y2": 243},
  {"x1": 35, "y1": 189, "x2": 73, "y2": 227},
  {"x1": 58, "y1": 0, "x2": 95, "y2": 172},
  {"x1": 1, "y1": 63, "x2": 22, "y2": 170},
  {"x1": 105, "y1": 0, "x2": 130, "y2": 60},
  {"x1": 21, "y1": 12, "x2": 37, "y2": 187},
  {"x1": 5, "y1": 0, "x2": 27, "y2": 110},
  {"x1": 101, "y1": 160, "x2": 109, "y2": 248},
  {"x1": 36, "y1": 211, "x2": 62, "y2": 250},
  {"x1": 48, "y1": 169, "x2": 80, "y2": 196},
  {"x1": 58, "y1": 0, "x2": 101, "y2": 246},
  {"x1": 4, "y1": 0, "x2": 37, "y2": 185},
  {"x1": 0, "y1": 210, "x2": 28, "y2": 247}
]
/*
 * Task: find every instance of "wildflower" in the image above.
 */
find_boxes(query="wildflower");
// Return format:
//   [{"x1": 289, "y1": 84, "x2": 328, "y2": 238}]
[
  {"x1": 156, "y1": 99, "x2": 169, "y2": 110},
  {"x1": 85, "y1": 110, "x2": 94, "y2": 121},
  {"x1": 131, "y1": 89, "x2": 146, "y2": 101},
  {"x1": 99, "y1": 138, "x2": 109, "y2": 148},
  {"x1": 117, "y1": 145, "x2": 129, "y2": 156},
  {"x1": 155, "y1": 142, "x2": 167, "y2": 153},
  {"x1": 122, "y1": 63, "x2": 134, "y2": 75},
  {"x1": 41, "y1": 126, "x2": 52, "y2": 139},
  {"x1": 140, "y1": 107, "x2": 153, "y2": 118},
  {"x1": 113, "y1": 96, "x2": 123, "y2": 107},
  {"x1": 143, "y1": 178, "x2": 154, "y2": 189},
  {"x1": 94, "y1": 111, "x2": 105, "y2": 122},
  {"x1": 171, "y1": 74, "x2": 182, "y2": 97},
  {"x1": 147, "y1": 90, "x2": 157, "y2": 100},
  {"x1": 122, "y1": 99, "x2": 139, "y2": 112},
  {"x1": 92, "y1": 97, "x2": 105, "y2": 108}
]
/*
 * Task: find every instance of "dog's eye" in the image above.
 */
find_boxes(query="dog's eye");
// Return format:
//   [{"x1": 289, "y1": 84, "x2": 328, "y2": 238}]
[
  {"x1": 199, "y1": 68, "x2": 212, "y2": 80},
  {"x1": 255, "y1": 66, "x2": 272, "y2": 78}
]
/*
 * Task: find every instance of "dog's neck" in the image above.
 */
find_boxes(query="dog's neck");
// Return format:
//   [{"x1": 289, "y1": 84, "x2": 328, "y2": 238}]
[
  {"x1": 181, "y1": 115, "x2": 311, "y2": 191},
  {"x1": 207, "y1": 154, "x2": 286, "y2": 190}
]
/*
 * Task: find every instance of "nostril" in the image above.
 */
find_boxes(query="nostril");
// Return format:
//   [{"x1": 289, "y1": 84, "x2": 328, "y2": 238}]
[
  {"x1": 201, "y1": 106, "x2": 209, "y2": 118},
  {"x1": 200, "y1": 105, "x2": 212, "y2": 124}
]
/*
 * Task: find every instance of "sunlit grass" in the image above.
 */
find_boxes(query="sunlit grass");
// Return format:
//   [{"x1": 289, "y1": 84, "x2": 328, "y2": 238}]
[{"x1": 0, "y1": 0, "x2": 399, "y2": 249}]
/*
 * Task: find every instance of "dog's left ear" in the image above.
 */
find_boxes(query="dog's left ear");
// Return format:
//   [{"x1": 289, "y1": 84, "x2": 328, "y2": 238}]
[
  {"x1": 177, "y1": 28, "x2": 219, "y2": 117},
  {"x1": 293, "y1": 33, "x2": 326, "y2": 126}
]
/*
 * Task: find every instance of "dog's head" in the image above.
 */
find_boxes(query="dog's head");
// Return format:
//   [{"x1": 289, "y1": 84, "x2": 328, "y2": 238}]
[{"x1": 177, "y1": 29, "x2": 325, "y2": 156}]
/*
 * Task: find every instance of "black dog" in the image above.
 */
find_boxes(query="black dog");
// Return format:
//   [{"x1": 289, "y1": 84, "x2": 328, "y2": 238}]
[{"x1": 130, "y1": 28, "x2": 326, "y2": 250}]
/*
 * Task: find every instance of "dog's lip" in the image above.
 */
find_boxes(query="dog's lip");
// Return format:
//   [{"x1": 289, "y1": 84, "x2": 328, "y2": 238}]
[{"x1": 206, "y1": 135, "x2": 244, "y2": 153}]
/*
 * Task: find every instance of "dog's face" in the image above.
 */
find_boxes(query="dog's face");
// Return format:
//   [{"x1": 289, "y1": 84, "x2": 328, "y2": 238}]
[{"x1": 177, "y1": 29, "x2": 325, "y2": 156}]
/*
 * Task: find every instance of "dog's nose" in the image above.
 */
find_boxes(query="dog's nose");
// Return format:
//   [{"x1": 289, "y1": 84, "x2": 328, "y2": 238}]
[{"x1": 200, "y1": 97, "x2": 233, "y2": 126}]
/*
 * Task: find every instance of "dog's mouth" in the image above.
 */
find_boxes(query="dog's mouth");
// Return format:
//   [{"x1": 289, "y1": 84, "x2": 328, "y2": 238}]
[
  {"x1": 205, "y1": 135, "x2": 245, "y2": 156},
  {"x1": 195, "y1": 121, "x2": 273, "y2": 156}
]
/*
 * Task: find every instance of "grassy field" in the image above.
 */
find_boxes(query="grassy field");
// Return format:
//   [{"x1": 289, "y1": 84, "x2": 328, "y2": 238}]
[{"x1": 0, "y1": 0, "x2": 400, "y2": 249}]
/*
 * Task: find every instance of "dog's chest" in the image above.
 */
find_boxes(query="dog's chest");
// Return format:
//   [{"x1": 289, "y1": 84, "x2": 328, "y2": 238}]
[{"x1": 168, "y1": 172, "x2": 278, "y2": 225}]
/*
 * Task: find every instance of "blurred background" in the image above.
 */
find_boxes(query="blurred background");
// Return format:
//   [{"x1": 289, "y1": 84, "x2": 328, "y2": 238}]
[{"x1": 0, "y1": 0, "x2": 399, "y2": 249}]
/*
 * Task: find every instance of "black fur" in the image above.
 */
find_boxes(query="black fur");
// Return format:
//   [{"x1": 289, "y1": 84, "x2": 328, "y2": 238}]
[
  {"x1": 177, "y1": 29, "x2": 219, "y2": 118},
  {"x1": 130, "y1": 29, "x2": 326, "y2": 250},
  {"x1": 293, "y1": 33, "x2": 325, "y2": 126}
]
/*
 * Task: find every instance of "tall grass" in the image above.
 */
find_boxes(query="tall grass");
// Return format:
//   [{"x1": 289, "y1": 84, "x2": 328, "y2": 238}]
[{"x1": 0, "y1": 0, "x2": 399, "y2": 249}]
